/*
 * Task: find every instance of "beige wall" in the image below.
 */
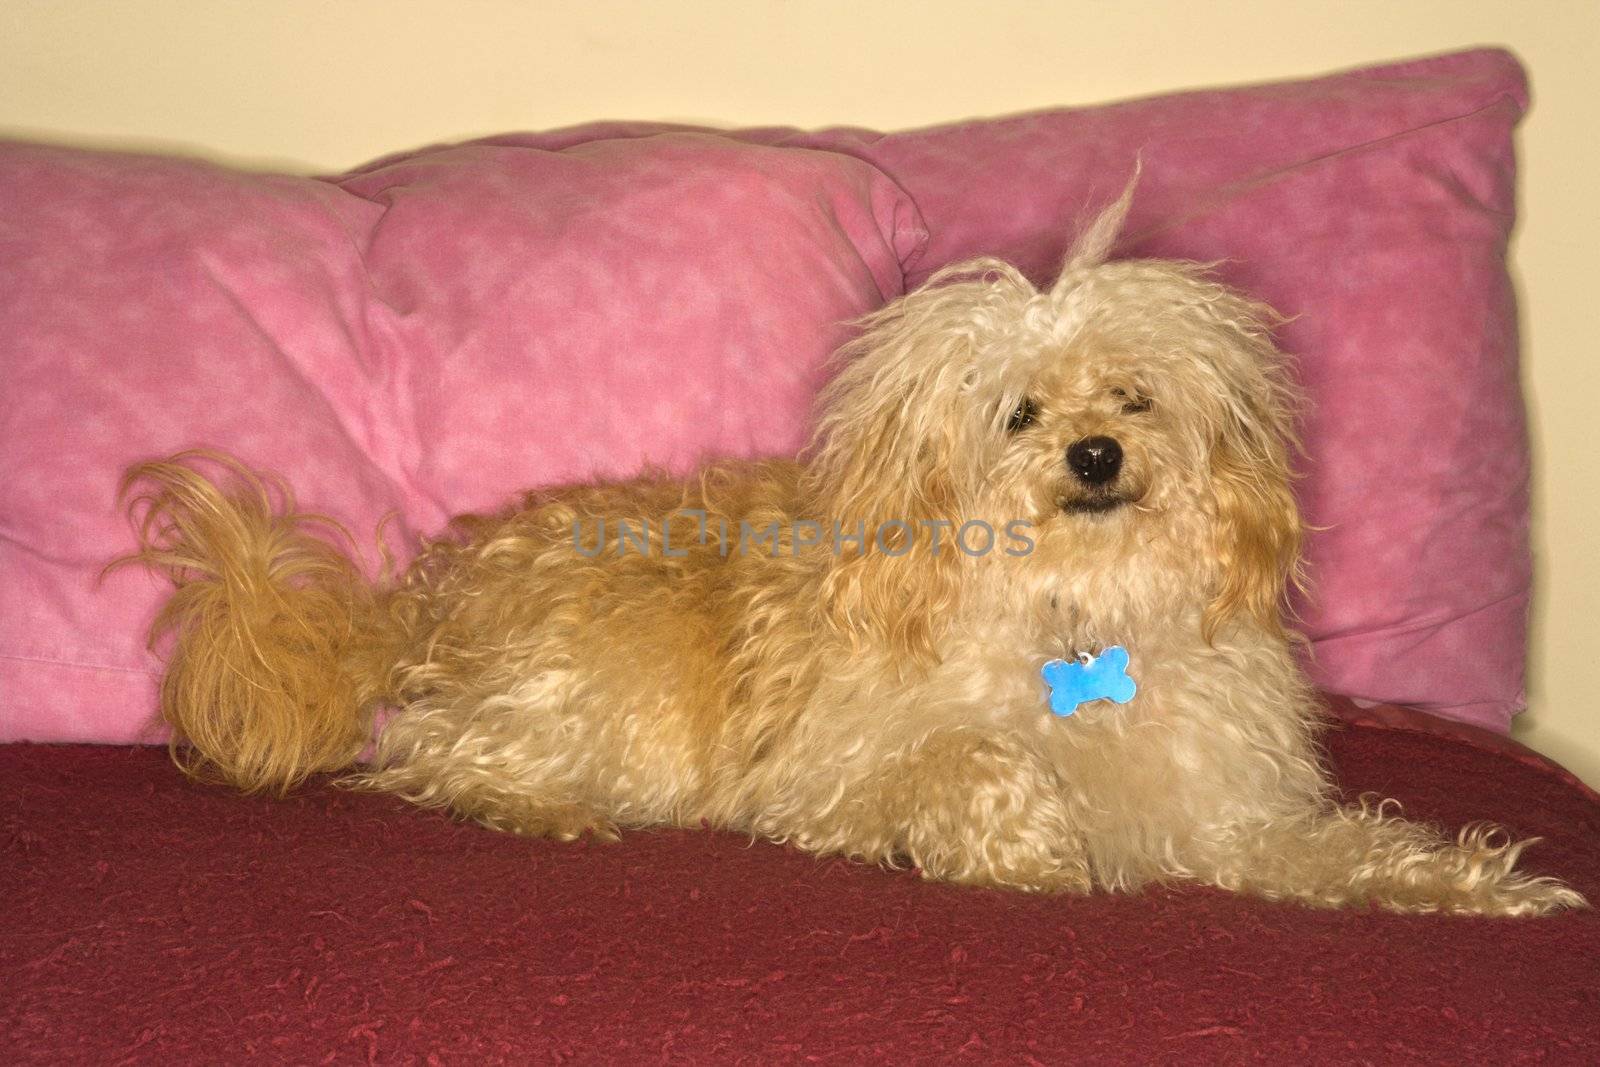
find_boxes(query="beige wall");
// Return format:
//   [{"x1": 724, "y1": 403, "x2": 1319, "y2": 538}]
[{"x1": 3, "y1": 0, "x2": 1596, "y2": 784}]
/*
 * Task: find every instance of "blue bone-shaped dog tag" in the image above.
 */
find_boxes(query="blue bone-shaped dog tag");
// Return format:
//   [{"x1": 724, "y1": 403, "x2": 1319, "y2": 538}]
[{"x1": 1041, "y1": 647, "x2": 1137, "y2": 717}]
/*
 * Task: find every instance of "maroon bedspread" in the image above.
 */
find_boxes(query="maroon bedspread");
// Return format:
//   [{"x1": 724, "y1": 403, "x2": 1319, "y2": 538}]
[{"x1": 4, "y1": 710, "x2": 1598, "y2": 1064}]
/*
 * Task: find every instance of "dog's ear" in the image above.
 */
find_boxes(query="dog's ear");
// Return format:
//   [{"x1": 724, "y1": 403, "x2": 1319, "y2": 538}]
[
  {"x1": 1206, "y1": 432, "x2": 1301, "y2": 640},
  {"x1": 805, "y1": 272, "x2": 1027, "y2": 666},
  {"x1": 1203, "y1": 327, "x2": 1304, "y2": 642}
]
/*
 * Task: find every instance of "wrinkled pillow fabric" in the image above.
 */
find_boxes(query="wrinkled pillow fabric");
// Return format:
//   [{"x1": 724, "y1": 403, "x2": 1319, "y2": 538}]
[
  {"x1": 0, "y1": 47, "x2": 1532, "y2": 742},
  {"x1": 333, "y1": 134, "x2": 919, "y2": 514}
]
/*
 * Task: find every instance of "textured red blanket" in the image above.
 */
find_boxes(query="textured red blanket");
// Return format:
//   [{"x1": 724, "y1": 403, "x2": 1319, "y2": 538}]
[{"x1": 4, "y1": 712, "x2": 1597, "y2": 1064}]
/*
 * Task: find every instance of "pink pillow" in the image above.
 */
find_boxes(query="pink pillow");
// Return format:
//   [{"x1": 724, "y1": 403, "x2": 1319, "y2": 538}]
[
  {"x1": 786, "y1": 48, "x2": 1534, "y2": 729},
  {"x1": 0, "y1": 48, "x2": 1531, "y2": 741}
]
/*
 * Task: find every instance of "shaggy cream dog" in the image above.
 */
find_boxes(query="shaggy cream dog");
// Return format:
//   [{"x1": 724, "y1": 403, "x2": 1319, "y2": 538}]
[{"x1": 120, "y1": 189, "x2": 1581, "y2": 915}]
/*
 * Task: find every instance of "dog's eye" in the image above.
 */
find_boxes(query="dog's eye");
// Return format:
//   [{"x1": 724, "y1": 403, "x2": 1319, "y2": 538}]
[
  {"x1": 1111, "y1": 387, "x2": 1153, "y2": 415},
  {"x1": 1006, "y1": 397, "x2": 1039, "y2": 433}
]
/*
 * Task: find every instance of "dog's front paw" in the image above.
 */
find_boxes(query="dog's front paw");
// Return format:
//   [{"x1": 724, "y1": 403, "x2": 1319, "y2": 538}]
[
  {"x1": 919, "y1": 848, "x2": 1093, "y2": 895},
  {"x1": 895, "y1": 734, "x2": 1093, "y2": 894},
  {"x1": 1465, "y1": 874, "x2": 1588, "y2": 917},
  {"x1": 789, "y1": 729, "x2": 1093, "y2": 894},
  {"x1": 462, "y1": 798, "x2": 621, "y2": 843},
  {"x1": 1361, "y1": 824, "x2": 1587, "y2": 917},
  {"x1": 1201, "y1": 806, "x2": 1586, "y2": 915},
  {"x1": 1417, "y1": 826, "x2": 1586, "y2": 917}
]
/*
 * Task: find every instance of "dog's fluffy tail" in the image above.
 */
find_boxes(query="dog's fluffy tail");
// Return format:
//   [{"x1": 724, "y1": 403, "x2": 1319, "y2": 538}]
[{"x1": 115, "y1": 452, "x2": 394, "y2": 795}]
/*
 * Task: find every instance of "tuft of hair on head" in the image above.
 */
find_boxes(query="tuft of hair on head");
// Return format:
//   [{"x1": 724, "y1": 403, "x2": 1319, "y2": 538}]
[
  {"x1": 110, "y1": 452, "x2": 392, "y2": 795},
  {"x1": 1057, "y1": 162, "x2": 1141, "y2": 279}
]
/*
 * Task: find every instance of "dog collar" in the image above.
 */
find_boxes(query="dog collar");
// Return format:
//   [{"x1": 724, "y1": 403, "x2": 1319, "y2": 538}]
[{"x1": 1041, "y1": 646, "x2": 1137, "y2": 717}]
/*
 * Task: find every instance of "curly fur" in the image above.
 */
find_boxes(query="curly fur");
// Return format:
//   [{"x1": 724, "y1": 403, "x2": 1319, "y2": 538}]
[{"x1": 118, "y1": 189, "x2": 1583, "y2": 915}]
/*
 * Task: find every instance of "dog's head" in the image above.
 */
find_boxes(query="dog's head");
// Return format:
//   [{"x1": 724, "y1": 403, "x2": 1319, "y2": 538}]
[{"x1": 806, "y1": 183, "x2": 1302, "y2": 662}]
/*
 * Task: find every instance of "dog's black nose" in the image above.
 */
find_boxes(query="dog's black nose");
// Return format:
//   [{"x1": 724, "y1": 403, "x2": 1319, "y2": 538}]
[{"x1": 1067, "y1": 436, "x2": 1123, "y2": 485}]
